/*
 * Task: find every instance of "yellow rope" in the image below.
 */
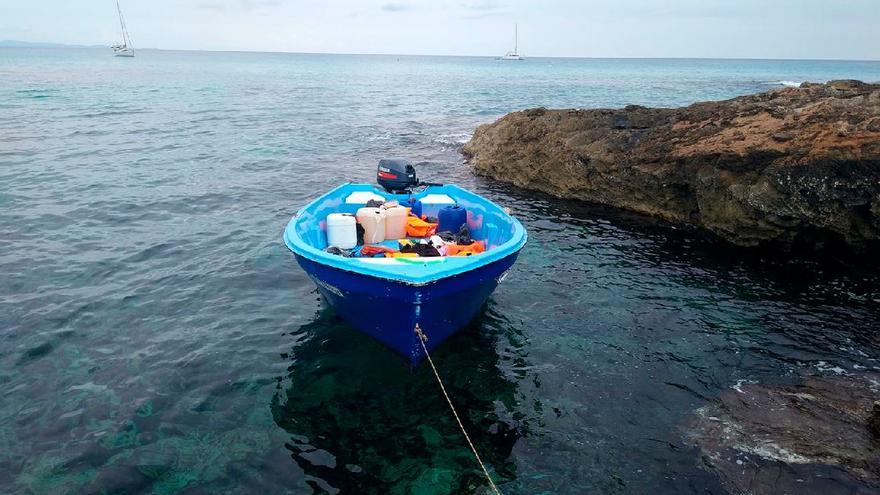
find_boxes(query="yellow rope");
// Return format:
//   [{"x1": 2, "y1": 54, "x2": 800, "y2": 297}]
[{"x1": 415, "y1": 324, "x2": 502, "y2": 495}]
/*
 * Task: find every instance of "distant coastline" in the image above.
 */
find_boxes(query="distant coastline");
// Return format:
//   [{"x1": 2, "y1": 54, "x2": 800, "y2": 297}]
[
  {"x1": 2, "y1": 40, "x2": 879, "y2": 62},
  {"x1": 0, "y1": 40, "x2": 105, "y2": 49}
]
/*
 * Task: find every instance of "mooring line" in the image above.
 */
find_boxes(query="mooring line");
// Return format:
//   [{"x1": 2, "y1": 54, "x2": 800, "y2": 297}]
[{"x1": 415, "y1": 324, "x2": 502, "y2": 495}]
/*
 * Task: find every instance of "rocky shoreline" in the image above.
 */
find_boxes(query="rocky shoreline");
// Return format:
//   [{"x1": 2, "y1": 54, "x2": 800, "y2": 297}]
[
  {"x1": 463, "y1": 80, "x2": 880, "y2": 251},
  {"x1": 685, "y1": 374, "x2": 880, "y2": 493}
]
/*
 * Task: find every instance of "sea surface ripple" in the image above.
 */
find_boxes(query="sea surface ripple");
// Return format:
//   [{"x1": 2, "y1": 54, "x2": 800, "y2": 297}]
[{"x1": 1, "y1": 48, "x2": 880, "y2": 494}]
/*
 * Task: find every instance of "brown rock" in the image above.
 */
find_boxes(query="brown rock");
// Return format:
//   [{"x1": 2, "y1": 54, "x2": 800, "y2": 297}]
[
  {"x1": 870, "y1": 401, "x2": 880, "y2": 440},
  {"x1": 463, "y1": 81, "x2": 880, "y2": 250},
  {"x1": 685, "y1": 375, "x2": 880, "y2": 493}
]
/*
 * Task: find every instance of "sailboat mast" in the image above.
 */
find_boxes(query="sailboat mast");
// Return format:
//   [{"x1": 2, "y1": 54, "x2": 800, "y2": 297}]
[
  {"x1": 117, "y1": 0, "x2": 131, "y2": 48},
  {"x1": 117, "y1": 0, "x2": 125, "y2": 44},
  {"x1": 514, "y1": 24, "x2": 518, "y2": 54}
]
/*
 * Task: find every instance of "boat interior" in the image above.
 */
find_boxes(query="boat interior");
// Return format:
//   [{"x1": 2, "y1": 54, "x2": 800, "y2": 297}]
[
  {"x1": 284, "y1": 183, "x2": 526, "y2": 283},
  {"x1": 296, "y1": 184, "x2": 518, "y2": 253}
]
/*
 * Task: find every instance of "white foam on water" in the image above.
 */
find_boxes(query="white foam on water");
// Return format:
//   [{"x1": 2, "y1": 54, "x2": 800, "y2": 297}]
[
  {"x1": 742, "y1": 442, "x2": 813, "y2": 464},
  {"x1": 767, "y1": 80, "x2": 804, "y2": 88},
  {"x1": 732, "y1": 379, "x2": 757, "y2": 393},
  {"x1": 434, "y1": 132, "x2": 472, "y2": 146},
  {"x1": 815, "y1": 360, "x2": 848, "y2": 375}
]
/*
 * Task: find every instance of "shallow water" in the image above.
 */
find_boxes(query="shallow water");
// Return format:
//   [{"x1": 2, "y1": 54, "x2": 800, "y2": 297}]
[{"x1": 1, "y1": 48, "x2": 880, "y2": 494}]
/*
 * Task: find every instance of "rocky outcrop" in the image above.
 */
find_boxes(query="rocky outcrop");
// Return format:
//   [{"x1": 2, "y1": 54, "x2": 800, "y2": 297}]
[
  {"x1": 685, "y1": 375, "x2": 880, "y2": 493},
  {"x1": 463, "y1": 80, "x2": 880, "y2": 250}
]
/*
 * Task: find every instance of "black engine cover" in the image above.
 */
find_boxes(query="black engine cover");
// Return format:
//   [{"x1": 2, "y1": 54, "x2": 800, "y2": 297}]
[{"x1": 377, "y1": 159, "x2": 418, "y2": 193}]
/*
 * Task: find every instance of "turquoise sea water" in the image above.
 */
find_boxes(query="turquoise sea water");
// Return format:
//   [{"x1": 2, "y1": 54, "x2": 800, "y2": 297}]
[{"x1": 2, "y1": 48, "x2": 880, "y2": 494}]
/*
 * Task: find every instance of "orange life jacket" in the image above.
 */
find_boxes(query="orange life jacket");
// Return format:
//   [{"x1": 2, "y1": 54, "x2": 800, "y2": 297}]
[
  {"x1": 405, "y1": 216, "x2": 438, "y2": 238},
  {"x1": 445, "y1": 240, "x2": 486, "y2": 256}
]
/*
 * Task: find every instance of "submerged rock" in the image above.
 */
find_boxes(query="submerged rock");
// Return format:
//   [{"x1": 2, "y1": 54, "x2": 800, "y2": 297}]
[
  {"x1": 463, "y1": 81, "x2": 880, "y2": 250},
  {"x1": 870, "y1": 401, "x2": 880, "y2": 439},
  {"x1": 685, "y1": 375, "x2": 880, "y2": 493}
]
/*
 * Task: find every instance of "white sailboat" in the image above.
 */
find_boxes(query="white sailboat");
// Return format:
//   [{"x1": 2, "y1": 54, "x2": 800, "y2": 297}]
[
  {"x1": 500, "y1": 24, "x2": 523, "y2": 60},
  {"x1": 111, "y1": 0, "x2": 134, "y2": 57}
]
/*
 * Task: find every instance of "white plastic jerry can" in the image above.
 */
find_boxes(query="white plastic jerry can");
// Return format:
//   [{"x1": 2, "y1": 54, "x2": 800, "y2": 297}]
[{"x1": 326, "y1": 213, "x2": 357, "y2": 249}]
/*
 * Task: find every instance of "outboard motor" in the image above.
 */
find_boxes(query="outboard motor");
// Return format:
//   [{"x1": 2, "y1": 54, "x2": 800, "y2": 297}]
[{"x1": 377, "y1": 159, "x2": 418, "y2": 193}]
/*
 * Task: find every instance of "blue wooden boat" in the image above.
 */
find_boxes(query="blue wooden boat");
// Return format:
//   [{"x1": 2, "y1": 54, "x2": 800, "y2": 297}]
[{"x1": 283, "y1": 182, "x2": 526, "y2": 365}]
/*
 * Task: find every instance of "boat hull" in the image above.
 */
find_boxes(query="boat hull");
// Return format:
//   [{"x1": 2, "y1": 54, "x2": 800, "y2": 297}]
[{"x1": 294, "y1": 251, "x2": 519, "y2": 365}]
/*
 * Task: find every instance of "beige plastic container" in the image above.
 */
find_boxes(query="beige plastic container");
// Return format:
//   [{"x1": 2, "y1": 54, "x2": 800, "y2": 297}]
[
  {"x1": 383, "y1": 205, "x2": 408, "y2": 239},
  {"x1": 356, "y1": 207, "x2": 386, "y2": 244}
]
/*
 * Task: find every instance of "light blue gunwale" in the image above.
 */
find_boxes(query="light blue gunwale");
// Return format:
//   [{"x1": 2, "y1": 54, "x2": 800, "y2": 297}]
[{"x1": 283, "y1": 183, "x2": 527, "y2": 286}]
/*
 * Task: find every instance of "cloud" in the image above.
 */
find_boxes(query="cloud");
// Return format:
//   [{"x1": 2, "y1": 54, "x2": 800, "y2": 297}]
[
  {"x1": 460, "y1": 0, "x2": 505, "y2": 10},
  {"x1": 381, "y1": 2, "x2": 411, "y2": 12},
  {"x1": 380, "y1": 2, "x2": 410, "y2": 12},
  {"x1": 197, "y1": 0, "x2": 280, "y2": 12},
  {"x1": 459, "y1": 0, "x2": 508, "y2": 18},
  {"x1": 197, "y1": 2, "x2": 225, "y2": 10},
  {"x1": 460, "y1": 10, "x2": 508, "y2": 19}
]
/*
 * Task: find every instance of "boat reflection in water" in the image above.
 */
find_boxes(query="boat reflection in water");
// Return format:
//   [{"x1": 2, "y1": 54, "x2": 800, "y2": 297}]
[{"x1": 271, "y1": 306, "x2": 529, "y2": 494}]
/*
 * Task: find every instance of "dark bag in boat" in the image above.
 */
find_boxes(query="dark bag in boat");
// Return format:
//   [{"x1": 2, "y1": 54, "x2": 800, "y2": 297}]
[
  {"x1": 400, "y1": 243, "x2": 441, "y2": 257},
  {"x1": 437, "y1": 225, "x2": 473, "y2": 245},
  {"x1": 356, "y1": 223, "x2": 365, "y2": 245}
]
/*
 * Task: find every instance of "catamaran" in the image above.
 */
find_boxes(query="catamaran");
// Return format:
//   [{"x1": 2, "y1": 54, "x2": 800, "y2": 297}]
[
  {"x1": 111, "y1": 1, "x2": 134, "y2": 57},
  {"x1": 500, "y1": 24, "x2": 523, "y2": 60}
]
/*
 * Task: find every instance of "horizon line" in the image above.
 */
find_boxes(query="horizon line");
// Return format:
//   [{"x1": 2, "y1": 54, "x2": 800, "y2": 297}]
[{"x1": 3, "y1": 40, "x2": 879, "y2": 63}]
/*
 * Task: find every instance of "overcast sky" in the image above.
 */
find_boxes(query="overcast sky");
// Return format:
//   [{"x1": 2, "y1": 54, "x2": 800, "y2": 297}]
[{"x1": 3, "y1": 0, "x2": 879, "y2": 59}]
